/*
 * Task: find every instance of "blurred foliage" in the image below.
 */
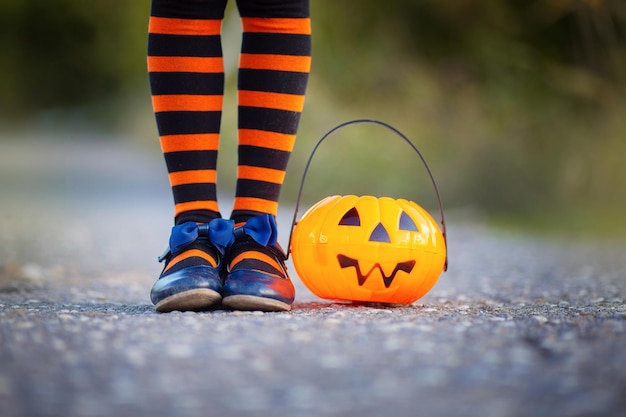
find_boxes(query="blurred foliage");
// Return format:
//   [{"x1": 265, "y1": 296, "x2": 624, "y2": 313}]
[
  {"x1": 1, "y1": 0, "x2": 625, "y2": 234},
  {"x1": 301, "y1": 0, "x2": 626, "y2": 234},
  {"x1": 0, "y1": 0, "x2": 149, "y2": 116}
]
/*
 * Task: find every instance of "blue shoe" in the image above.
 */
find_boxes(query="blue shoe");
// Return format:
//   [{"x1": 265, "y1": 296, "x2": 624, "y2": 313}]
[
  {"x1": 151, "y1": 265, "x2": 223, "y2": 313},
  {"x1": 150, "y1": 219, "x2": 234, "y2": 313},
  {"x1": 222, "y1": 215, "x2": 295, "y2": 312}
]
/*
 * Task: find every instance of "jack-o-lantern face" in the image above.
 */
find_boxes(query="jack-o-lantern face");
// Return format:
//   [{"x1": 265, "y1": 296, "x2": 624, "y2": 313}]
[{"x1": 291, "y1": 195, "x2": 446, "y2": 304}]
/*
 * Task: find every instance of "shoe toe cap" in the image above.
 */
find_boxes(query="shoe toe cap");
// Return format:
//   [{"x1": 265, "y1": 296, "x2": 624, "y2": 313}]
[
  {"x1": 223, "y1": 269, "x2": 295, "y2": 305},
  {"x1": 150, "y1": 265, "x2": 222, "y2": 305}
]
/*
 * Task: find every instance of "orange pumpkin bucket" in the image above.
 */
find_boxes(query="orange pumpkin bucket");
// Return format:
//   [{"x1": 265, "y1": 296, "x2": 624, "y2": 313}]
[{"x1": 288, "y1": 119, "x2": 448, "y2": 304}]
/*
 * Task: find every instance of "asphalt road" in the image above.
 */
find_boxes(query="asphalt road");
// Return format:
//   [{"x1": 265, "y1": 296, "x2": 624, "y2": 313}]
[{"x1": 1, "y1": 137, "x2": 625, "y2": 417}]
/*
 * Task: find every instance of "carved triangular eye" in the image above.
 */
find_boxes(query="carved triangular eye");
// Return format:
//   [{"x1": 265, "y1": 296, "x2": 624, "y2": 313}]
[
  {"x1": 369, "y1": 223, "x2": 391, "y2": 243},
  {"x1": 339, "y1": 207, "x2": 360, "y2": 226},
  {"x1": 399, "y1": 211, "x2": 419, "y2": 232}
]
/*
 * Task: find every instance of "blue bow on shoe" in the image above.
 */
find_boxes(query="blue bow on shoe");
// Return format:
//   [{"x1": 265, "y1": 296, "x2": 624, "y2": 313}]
[
  {"x1": 159, "y1": 218, "x2": 235, "y2": 262},
  {"x1": 233, "y1": 214, "x2": 278, "y2": 247},
  {"x1": 158, "y1": 214, "x2": 280, "y2": 262}
]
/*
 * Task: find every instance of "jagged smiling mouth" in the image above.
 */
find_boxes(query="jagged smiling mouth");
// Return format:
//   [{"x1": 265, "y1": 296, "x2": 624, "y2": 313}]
[{"x1": 337, "y1": 254, "x2": 416, "y2": 288}]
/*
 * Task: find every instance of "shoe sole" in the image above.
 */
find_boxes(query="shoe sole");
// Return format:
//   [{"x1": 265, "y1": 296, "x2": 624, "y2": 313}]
[
  {"x1": 222, "y1": 295, "x2": 292, "y2": 312},
  {"x1": 154, "y1": 289, "x2": 222, "y2": 313}
]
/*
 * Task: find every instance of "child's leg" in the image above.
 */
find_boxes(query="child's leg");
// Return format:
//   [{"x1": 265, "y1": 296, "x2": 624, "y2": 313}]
[
  {"x1": 148, "y1": 0, "x2": 228, "y2": 226},
  {"x1": 223, "y1": 0, "x2": 311, "y2": 311},
  {"x1": 148, "y1": 0, "x2": 229, "y2": 312},
  {"x1": 231, "y1": 0, "x2": 312, "y2": 223}
]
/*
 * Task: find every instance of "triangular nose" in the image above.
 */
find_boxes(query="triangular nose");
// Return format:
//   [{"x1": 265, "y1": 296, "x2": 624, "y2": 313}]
[{"x1": 369, "y1": 223, "x2": 391, "y2": 243}]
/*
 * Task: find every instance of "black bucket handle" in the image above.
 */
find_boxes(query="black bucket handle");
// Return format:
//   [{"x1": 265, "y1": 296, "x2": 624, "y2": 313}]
[{"x1": 287, "y1": 119, "x2": 448, "y2": 271}]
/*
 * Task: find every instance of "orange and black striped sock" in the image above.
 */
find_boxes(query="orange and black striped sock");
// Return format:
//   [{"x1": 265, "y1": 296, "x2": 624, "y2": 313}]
[
  {"x1": 230, "y1": 0, "x2": 312, "y2": 225},
  {"x1": 148, "y1": 0, "x2": 228, "y2": 226},
  {"x1": 228, "y1": 0, "x2": 311, "y2": 279},
  {"x1": 148, "y1": 0, "x2": 229, "y2": 273}
]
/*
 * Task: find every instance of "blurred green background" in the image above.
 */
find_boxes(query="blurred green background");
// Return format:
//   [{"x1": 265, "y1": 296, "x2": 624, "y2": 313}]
[{"x1": 1, "y1": 0, "x2": 625, "y2": 238}]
